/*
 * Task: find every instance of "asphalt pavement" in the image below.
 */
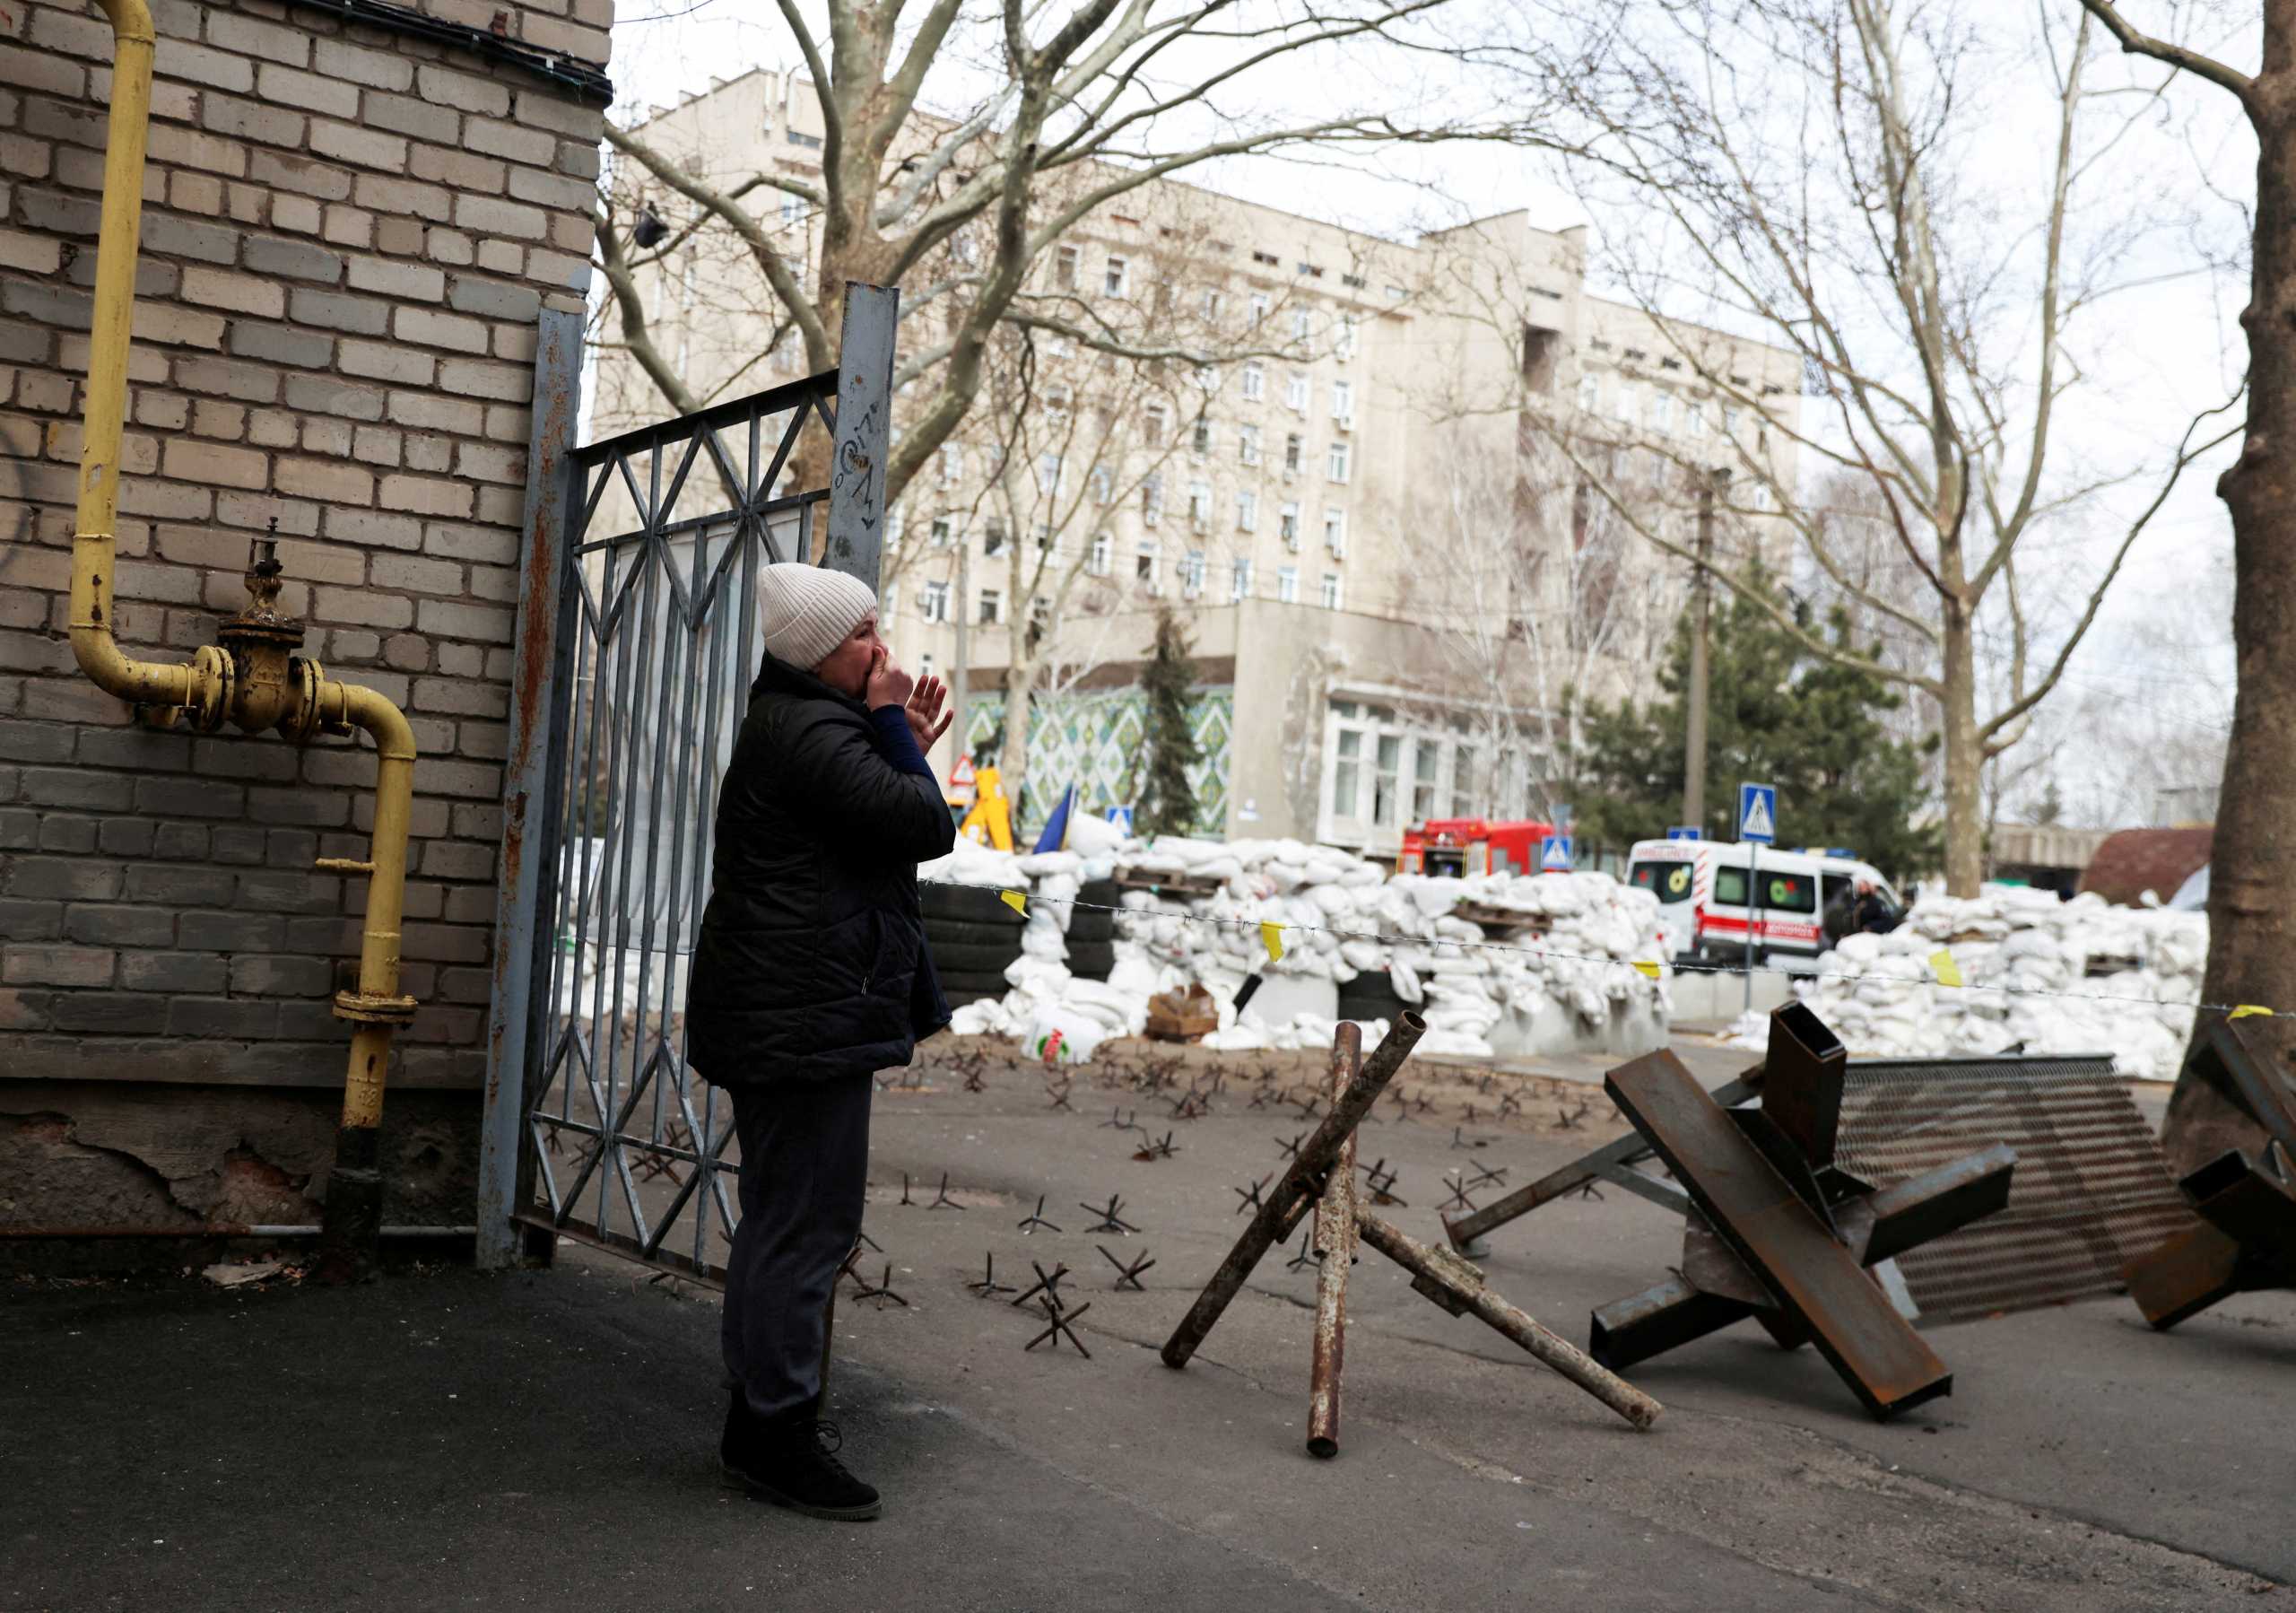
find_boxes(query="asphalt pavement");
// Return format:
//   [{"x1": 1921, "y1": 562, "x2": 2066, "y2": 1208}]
[{"x1": 4, "y1": 1034, "x2": 2283, "y2": 1610}]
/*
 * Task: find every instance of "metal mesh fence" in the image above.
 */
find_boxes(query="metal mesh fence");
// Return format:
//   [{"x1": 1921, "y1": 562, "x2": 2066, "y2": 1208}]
[{"x1": 1838, "y1": 1055, "x2": 2200, "y2": 1323}]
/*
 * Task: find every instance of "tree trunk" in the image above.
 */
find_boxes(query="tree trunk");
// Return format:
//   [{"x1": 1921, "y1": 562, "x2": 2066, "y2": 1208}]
[
  {"x1": 2201, "y1": 83, "x2": 2296, "y2": 1027},
  {"x1": 1001, "y1": 658, "x2": 1037, "y2": 824},
  {"x1": 1938, "y1": 603, "x2": 1984, "y2": 895}
]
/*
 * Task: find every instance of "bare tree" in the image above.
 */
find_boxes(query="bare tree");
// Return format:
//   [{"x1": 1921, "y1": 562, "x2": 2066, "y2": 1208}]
[
  {"x1": 2066, "y1": 1, "x2": 2296, "y2": 1032},
  {"x1": 596, "y1": 0, "x2": 1535, "y2": 508},
  {"x1": 1501, "y1": 0, "x2": 2239, "y2": 893}
]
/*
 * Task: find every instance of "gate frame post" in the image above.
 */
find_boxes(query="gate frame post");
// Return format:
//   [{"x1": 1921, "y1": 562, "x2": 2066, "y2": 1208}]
[
  {"x1": 823, "y1": 282, "x2": 899, "y2": 589},
  {"x1": 475, "y1": 307, "x2": 587, "y2": 1270}
]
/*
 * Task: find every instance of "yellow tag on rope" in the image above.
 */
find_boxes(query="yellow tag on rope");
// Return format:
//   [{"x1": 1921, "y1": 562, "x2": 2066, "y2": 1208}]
[
  {"x1": 1000, "y1": 889, "x2": 1027, "y2": 917},
  {"x1": 1928, "y1": 949, "x2": 1963, "y2": 989},
  {"x1": 1631, "y1": 960, "x2": 1661, "y2": 980},
  {"x1": 1260, "y1": 921, "x2": 1285, "y2": 963},
  {"x1": 2229, "y1": 1004, "x2": 2274, "y2": 1021}
]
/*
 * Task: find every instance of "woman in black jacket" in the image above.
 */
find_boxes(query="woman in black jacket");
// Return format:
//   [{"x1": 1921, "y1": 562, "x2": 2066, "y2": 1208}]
[{"x1": 685, "y1": 561, "x2": 955, "y2": 1521}]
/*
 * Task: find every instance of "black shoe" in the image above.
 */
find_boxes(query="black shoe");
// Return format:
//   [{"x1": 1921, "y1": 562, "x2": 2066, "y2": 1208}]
[{"x1": 721, "y1": 1399, "x2": 882, "y2": 1521}]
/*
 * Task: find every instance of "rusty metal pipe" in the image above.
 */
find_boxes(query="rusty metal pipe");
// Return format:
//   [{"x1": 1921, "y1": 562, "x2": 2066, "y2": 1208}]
[
  {"x1": 1306, "y1": 1022, "x2": 1361, "y2": 1458},
  {"x1": 1355, "y1": 1209, "x2": 1662, "y2": 1431},
  {"x1": 1162, "y1": 1013, "x2": 1426, "y2": 1370}
]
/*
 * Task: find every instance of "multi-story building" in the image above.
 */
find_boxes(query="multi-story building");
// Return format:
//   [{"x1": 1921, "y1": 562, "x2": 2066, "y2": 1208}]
[{"x1": 596, "y1": 68, "x2": 1801, "y2": 857}]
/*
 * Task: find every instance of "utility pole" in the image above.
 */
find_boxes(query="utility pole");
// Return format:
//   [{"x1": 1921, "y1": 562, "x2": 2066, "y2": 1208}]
[
  {"x1": 951, "y1": 542, "x2": 970, "y2": 774},
  {"x1": 1683, "y1": 469, "x2": 1725, "y2": 830}
]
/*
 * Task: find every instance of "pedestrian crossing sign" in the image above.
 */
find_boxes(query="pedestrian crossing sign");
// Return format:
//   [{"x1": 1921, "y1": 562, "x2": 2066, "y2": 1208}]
[
  {"x1": 1737, "y1": 782, "x2": 1777, "y2": 845},
  {"x1": 1540, "y1": 834, "x2": 1574, "y2": 872}
]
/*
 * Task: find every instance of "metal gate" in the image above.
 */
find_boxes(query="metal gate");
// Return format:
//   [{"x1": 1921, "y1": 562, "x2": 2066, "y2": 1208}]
[{"x1": 473, "y1": 287, "x2": 899, "y2": 1277}]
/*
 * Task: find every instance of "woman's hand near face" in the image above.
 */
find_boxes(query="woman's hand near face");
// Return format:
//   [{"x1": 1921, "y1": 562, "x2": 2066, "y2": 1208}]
[
  {"x1": 865, "y1": 642, "x2": 915, "y2": 711},
  {"x1": 905, "y1": 672, "x2": 953, "y2": 751}
]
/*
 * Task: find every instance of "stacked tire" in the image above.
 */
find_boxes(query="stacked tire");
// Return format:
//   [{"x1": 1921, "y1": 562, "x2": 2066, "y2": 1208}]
[
  {"x1": 1065, "y1": 878, "x2": 1120, "y2": 982},
  {"x1": 1335, "y1": 970, "x2": 1411, "y2": 1026},
  {"x1": 921, "y1": 884, "x2": 1025, "y2": 1007}
]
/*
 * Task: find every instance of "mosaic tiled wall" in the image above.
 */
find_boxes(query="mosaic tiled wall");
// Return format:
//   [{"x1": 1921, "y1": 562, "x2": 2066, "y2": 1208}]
[{"x1": 962, "y1": 686, "x2": 1233, "y2": 837}]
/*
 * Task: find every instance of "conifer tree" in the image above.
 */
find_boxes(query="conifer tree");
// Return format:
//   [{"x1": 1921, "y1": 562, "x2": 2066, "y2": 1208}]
[{"x1": 1135, "y1": 605, "x2": 1203, "y2": 837}]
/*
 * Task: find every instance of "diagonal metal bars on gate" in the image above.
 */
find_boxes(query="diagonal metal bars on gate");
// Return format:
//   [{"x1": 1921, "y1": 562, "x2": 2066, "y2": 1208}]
[{"x1": 494, "y1": 289, "x2": 903, "y2": 1289}]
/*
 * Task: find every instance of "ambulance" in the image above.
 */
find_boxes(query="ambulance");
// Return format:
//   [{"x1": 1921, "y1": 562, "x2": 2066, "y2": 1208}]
[{"x1": 1625, "y1": 839, "x2": 1903, "y2": 969}]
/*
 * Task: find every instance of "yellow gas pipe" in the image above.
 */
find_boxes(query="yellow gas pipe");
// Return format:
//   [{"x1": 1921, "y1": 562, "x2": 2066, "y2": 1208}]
[{"x1": 74, "y1": 0, "x2": 420, "y2": 1278}]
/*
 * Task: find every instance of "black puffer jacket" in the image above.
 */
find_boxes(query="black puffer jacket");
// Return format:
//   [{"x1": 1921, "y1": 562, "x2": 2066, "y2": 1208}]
[{"x1": 683, "y1": 654, "x2": 956, "y2": 1084}]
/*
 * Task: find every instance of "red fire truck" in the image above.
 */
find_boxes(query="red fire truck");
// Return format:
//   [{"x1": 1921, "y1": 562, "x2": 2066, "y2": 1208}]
[{"x1": 1396, "y1": 817, "x2": 1558, "y2": 877}]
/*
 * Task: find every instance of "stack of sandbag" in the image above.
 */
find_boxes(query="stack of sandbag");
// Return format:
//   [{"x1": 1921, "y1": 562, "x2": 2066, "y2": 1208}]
[
  {"x1": 942, "y1": 833, "x2": 1670, "y2": 1059},
  {"x1": 1726, "y1": 886, "x2": 2208, "y2": 1080}
]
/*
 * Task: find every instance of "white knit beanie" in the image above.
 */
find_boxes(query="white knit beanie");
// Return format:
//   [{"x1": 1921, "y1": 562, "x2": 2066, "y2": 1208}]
[{"x1": 757, "y1": 562, "x2": 879, "y2": 672}]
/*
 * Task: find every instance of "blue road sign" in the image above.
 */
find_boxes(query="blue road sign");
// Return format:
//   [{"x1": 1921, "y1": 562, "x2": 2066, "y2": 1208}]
[
  {"x1": 1104, "y1": 805, "x2": 1135, "y2": 835},
  {"x1": 1737, "y1": 782, "x2": 1777, "y2": 844},
  {"x1": 1540, "y1": 834, "x2": 1575, "y2": 872},
  {"x1": 1666, "y1": 824, "x2": 1703, "y2": 841}
]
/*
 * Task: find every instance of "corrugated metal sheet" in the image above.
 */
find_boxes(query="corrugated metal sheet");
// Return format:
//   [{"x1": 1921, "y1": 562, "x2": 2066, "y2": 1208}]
[{"x1": 1837, "y1": 1055, "x2": 2200, "y2": 1323}]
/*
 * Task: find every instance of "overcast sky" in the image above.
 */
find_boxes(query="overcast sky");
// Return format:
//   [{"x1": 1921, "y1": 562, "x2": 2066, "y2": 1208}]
[{"x1": 599, "y1": 0, "x2": 2255, "y2": 822}]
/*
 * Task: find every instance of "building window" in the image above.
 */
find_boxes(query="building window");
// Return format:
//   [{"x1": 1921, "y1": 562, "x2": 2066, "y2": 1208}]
[
  {"x1": 1105, "y1": 254, "x2": 1129, "y2": 297},
  {"x1": 1143, "y1": 403, "x2": 1168, "y2": 446},
  {"x1": 1135, "y1": 539, "x2": 1160, "y2": 592},
  {"x1": 1190, "y1": 414, "x2": 1211, "y2": 456},
  {"x1": 1181, "y1": 549, "x2": 1206, "y2": 598},
  {"x1": 1088, "y1": 532, "x2": 1112, "y2": 576},
  {"x1": 1614, "y1": 385, "x2": 1639, "y2": 427},
  {"x1": 1239, "y1": 424, "x2": 1261, "y2": 466},
  {"x1": 1277, "y1": 564, "x2": 1299, "y2": 604},
  {"x1": 1280, "y1": 501, "x2": 1300, "y2": 548},
  {"x1": 1326, "y1": 440, "x2": 1350, "y2": 484},
  {"x1": 1686, "y1": 401, "x2": 1707, "y2": 437},
  {"x1": 921, "y1": 580, "x2": 950, "y2": 622},
  {"x1": 1451, "y1": 742, "x2": 1478, "y2": 818},
  {"x1": 1142, "y1": 473, "x2": 1163, "y2": 526},
  {"x1": 1412, "y1": 742, "x2": 1439, "y2": 822},
  {"x1": 1649, "y1": 391, "x2": 1674, "y2": 434},
  {"x1": 918, "y1": 651, "x2": 935, "y2": 678},
  {"x1": 1248, "y1": 292, "x2": 1270, "y2": 327},
  {"x1": 1037, "y1": 452, "x2": 1062, "y2": 495},
  {"x1": 779, "y1": 193, "x2": 804, "y2": 226},
  {"x1": 1283, "y1": 432, "x2": 1303, "y2": 474},
  {"x1": 1372, "y1": 732, "x2": 1400, "y2": 827},
  {"x1": 983, "y1": 519, "x2": 1008, "y2": 555},
  {"x1": 978, "y1": 588, "x2": 1002, "y2": 624},
  {"x1": 1330, "y1": 379, "x2": 1353, "y2": 426},
  {"x1": 930, "y1": 517, "x2": 953, "y2": 547},
  {"x1": 1241, "y1": 361, "x2": 1265, "y2": 401},
  {"x1": 1336, "y1": 314, "x2": 1358, "y2": 362},
  {"x1": 1187, "y1": 479, "x2": 1212, "y2": 532},
  {"x1": 883, "y1": 583, "x2": 900, "y2": 621},
  {"x1": 1332, "y1": 726, "x2": 1361, "y2": 822},
  {"x1": 938, "y1": 444, "x2": 962, "y2": 487},
  {"x1": 1722, "y1": 405, "x2": 1741, "y2": 436},
  {"x1": 1200, "y1": 287, "x2": 1222, "y2": 320},
  {"x1": 1055, "y1": 244, "x2": 1079, "y2": 291},
  {"x1": 1236, "y1": 489, "x2": 1258, "y2": 531},
  {"x1": 1231, "y1": 557, "x2": 1253, "y2": 601},
  {"x1": 1291, "y1": 308, "x2": 1312, "y2": 341},
  {"x1": 1035, "y1": 522, "x2": 1057, "y2": 554},
  {"x1": 1323, "y1": 507, "x2": 1346, "y2": 556},
  {"x1": 787, "y1": 127, "x2": 822, "y2": 148},
  {"x1": 1090, "y1": 463, "x2": 1113, "y2": 504},
  {"x1": 1285, "y1": 371, "x2": 1309, "y2": 413},
  {"x1": 1576, "y1": 371, "x2": 1601, "y2": 414},
  {"x1": 1321, "y1": 571, "x2": 1343, "y2": 610}
]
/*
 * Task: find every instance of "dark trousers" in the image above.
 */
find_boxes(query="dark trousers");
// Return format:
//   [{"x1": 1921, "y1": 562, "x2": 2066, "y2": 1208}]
[{"x1": 723, "y1": 1074, "x2": 874, "y2": 1421}]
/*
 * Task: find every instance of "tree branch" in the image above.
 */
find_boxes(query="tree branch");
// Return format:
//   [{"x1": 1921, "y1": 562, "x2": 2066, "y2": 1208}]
[{"x1": 2074, "y1": 0, "x2": 2254, "y2": 107}]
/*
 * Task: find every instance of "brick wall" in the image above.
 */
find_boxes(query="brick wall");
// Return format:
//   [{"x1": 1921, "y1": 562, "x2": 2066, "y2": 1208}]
[{"x1": 0, "y1": 0, "x2": 611, "y2": 1233}]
